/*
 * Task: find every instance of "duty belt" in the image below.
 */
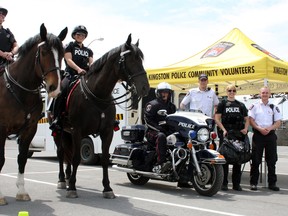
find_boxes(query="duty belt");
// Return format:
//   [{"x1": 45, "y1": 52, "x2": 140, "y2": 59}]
[{"x1": 253, "y1": 129, "x2": 275, "y2": 136}]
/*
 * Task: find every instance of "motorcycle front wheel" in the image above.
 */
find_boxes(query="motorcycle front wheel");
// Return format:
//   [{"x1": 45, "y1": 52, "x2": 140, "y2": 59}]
[
  {"x1": 127, "y1": 173, "x2": 150, "y2": 185},
  {"x1": 191, "y1": 163, "x2": 224, "y2": 197}
]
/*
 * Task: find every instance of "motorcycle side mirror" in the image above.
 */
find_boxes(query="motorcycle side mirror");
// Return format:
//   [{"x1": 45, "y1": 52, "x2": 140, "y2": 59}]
[{"x1": 157, "y1": 109, "x2": 167, "y2": 116}]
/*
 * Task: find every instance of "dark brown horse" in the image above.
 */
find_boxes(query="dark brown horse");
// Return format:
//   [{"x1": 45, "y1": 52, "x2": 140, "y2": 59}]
[
  {"x1": 54, "y1": 34, "x2": 149, "y2": 198},
  {"x1": 0, "y1": 24, "x2": 67, "y2": 205}
]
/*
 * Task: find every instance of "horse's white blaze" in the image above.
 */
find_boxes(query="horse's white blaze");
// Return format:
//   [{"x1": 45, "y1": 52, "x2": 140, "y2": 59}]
[{"x1": 49, "y1": 48, "x2": 61, "y2": 98}]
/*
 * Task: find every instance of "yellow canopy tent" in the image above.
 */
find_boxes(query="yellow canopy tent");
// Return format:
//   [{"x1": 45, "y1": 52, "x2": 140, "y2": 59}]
[{"x1": 146, "y1": 28, "x2": 288, "y2": 95}]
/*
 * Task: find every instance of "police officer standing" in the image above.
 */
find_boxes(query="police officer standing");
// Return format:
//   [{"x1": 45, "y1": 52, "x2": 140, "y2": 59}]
[
  {"x1": 249, "y1": 86, "x2": 281, "y2": 191},
  {"x1": 215, "y1": 84, "x2": 249, "y2": 191},
  {"x1": 180, "y1": 74, "x2": 219, "y2": 117},
  {"x1": 0, "y1": 6, "x2": 19, "y2": 66}
]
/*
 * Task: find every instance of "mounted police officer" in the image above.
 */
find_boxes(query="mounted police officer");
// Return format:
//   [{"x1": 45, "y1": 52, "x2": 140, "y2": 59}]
[
  {"x1": 215, "y1": 84, "x2": 249, "y2": 191},
  {"x1": 0, "y1": 6, "x2": 19, "y2": 68},
  {"x1": 50, "y1": 25, "x2": 93, "y2": 131}
]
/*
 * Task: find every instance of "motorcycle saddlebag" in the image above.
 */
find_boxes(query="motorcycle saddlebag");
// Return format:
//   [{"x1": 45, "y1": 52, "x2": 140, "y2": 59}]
[{"x1": 121, "y1": 124, "x2": 145, "y2": 142}]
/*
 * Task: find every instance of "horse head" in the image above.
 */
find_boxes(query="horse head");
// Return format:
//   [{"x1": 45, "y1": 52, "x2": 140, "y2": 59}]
[
  {"x1": 118, "y1": 34, "x2": 150, "y2": 107},
  {"x1": 37, "y1": 23, "x2": 68, "y2": 98}
]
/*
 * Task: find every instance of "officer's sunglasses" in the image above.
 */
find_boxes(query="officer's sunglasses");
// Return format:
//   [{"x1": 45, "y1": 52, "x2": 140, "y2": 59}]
[{"x1": 227, "y1": 89, "x2": 236, "y2": 93}]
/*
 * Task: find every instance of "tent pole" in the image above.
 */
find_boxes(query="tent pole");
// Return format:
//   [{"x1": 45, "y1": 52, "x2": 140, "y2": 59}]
[{"x1": 264, "y1": 78, "x2": 268, "y2": 86}]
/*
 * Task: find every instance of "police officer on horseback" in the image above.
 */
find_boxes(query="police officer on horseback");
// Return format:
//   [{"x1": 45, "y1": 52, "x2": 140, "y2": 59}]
[
  {"x1": 0, "y1": 6, "x2": 19, "y2": 67},
  {"x1": 50, "y1": 25, "x2": 93, "y2": 131}
]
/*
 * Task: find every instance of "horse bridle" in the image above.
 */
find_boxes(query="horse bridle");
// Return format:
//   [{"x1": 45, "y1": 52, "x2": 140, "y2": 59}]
[
  {"x1": 36, "y1": 41, "x2": 62, "y2": 80},
  {"x1": 4, "y1": 41, "x2": 61, "y2": 94},
  {"x1": 80, "y1": 49, "x2": 146, "y2": 108},
  {"x1": 3, "y1": 41, "x2": 62, "y2": 135}
]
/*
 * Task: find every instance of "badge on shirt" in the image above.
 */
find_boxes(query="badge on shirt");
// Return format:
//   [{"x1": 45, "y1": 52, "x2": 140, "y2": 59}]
[
  {"x1": 146, "y1": 104, "x2": 152, "y2": 112},
  {"x1": 249, "y1": 104, "x2": 254, "y2": 110}
]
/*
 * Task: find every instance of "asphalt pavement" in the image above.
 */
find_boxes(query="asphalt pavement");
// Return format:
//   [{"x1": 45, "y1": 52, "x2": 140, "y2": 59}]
[{"x1": 1, "y1": 139, "x2": 287, "y2": 216}]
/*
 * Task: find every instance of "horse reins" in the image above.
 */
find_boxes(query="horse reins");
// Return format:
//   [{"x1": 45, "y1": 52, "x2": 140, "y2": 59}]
[
  {"x1": 3, "y1": 41, "x2": 61, "y2": 137},
  {"x1": 80, "y1": 49, "x2": 145, "y2": 109}
]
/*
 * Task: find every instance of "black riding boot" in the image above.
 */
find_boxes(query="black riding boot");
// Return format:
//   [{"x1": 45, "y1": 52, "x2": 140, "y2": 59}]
[{"x1": 49, "y1": 94, "x2": 65, "y2": 131}]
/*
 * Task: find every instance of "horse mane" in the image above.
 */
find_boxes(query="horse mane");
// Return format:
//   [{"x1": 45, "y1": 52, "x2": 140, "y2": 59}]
[
  {"x1": 87, "y1": 42, "x2": 144, "y2": 77},
  {"x1": 87, "y1": 46, "x2": 121, "y2": 77},
  {"x1": 17, "y1": 33, "x2": 64, "y2": 59}
]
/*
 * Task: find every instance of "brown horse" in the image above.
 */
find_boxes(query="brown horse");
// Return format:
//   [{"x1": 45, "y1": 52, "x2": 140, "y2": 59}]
[
  {"x1": 0, "y1": 23, "x2": 67, "y2": 205},
  {"x1": 54, "y1": 34, "x2": 149, "y2": 199}
]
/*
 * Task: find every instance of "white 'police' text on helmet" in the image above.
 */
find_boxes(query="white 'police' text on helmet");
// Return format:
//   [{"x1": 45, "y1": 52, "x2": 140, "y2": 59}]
[
  {"x1": 155, "y1": 82, "x2": 172, "y2": 98},
  {"x1": 71, "y1": 25, "x2": 88, "y2": 39}
]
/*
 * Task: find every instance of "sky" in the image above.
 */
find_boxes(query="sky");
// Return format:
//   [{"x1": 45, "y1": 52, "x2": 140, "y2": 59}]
[{"x1": 2, "y1": 0, "x2": 288, "y2": 69}]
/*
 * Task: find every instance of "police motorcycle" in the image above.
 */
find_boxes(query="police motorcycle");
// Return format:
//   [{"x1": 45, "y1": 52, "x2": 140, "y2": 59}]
[{"x1": 110, "y1": 109, "x2": 226, "y2": 197}]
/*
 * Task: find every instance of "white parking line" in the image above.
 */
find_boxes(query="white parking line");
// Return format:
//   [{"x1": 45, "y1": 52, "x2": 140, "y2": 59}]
[{"x1": 0, "y1": 173, "x2": 245, "y2": 216}]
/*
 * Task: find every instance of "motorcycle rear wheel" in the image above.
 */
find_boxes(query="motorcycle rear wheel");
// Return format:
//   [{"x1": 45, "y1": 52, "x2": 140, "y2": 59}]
[
  {"x1": 191, "y1": 163, "x2": 223, "y2": 197},
  {"x1": 127, "y1": 173, "x2": 150, "y2": 185}
]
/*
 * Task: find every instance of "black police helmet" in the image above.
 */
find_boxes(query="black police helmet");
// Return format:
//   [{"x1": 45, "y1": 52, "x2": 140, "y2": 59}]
[
  {"x1": 0, "y1": 6, "x2": 8, "y2": 16},
  {"x1": 71, "y1": 25, "x2": 88, "y2": 39}
]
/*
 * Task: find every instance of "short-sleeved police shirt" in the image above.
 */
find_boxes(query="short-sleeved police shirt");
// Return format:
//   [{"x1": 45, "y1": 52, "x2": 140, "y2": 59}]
[
  {"x1": 181, "y1": 87, "x2": 219, "y2": 117},
  {"x1": 64, "y1": 41, "x2": 93, "y2": 75},
  {"x1": 248, "y1": 100, "x2": 281, "y2": 128},
  {"x1": 0, "y1": 27, "x2": 16, "y2": 63}
]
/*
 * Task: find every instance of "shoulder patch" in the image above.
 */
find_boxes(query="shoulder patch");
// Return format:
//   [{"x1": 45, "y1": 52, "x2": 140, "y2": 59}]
[
  {"x1": 249, "y1": 104, "x2": 254, "y2": 110},
  {"x1": 276, "y1": 106, "x2": 280, "y2": 113},
  {"x1": 145, "y1": 104, "x2": 152, "y2": 112}
]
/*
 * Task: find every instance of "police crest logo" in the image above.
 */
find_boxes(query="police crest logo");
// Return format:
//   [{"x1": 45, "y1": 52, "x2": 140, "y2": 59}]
[{"x1": 146, "y1": 104, "x2": 152, "y2": 112}]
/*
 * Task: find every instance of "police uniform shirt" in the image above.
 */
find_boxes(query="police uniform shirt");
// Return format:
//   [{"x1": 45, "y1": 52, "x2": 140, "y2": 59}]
[
  {"x1": 144, "y1": 98, "x2": 176, "y2": 131},
  {"x1": 181, "y1": 87, "x2": 219, "y2": 117},
  {"x1": 248, "y1": 101, "x2": 281, "y2": 128},
  {"x1": 216, "y1": 100, "x2": 247, "y2": 130},
  {"x1": 0, "y1": 27, "x2": 16, "y2": 62},
  {"x1": 64, "y1": 41, "x2": 93, "y2": 75}
]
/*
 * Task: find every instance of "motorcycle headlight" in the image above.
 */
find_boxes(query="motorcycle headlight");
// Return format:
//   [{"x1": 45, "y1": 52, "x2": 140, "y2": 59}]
[{"x1": 197, "y1": 128, "x2": 209, "y2": 142}]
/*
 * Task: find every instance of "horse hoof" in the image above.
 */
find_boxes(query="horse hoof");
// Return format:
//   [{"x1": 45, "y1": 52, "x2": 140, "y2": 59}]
[
  {"x1": 0, "y1": 198, "x2": 8, "y2": 205},
  {"x1": 16, "y1": 193, "x2": 31, "y2": 201},
  {"x1": 103, "y1": 191, "x2": 116, "y2": 199},
  {"x1": 66, "y1": 190, "x2": 78, "y2": 198},
  {"x1": 57, "y1": 181, "x2": 67, "y2": 189}
]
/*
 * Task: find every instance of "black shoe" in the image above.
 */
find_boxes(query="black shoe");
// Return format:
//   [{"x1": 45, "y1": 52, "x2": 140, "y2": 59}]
[
  {"x1": 250, "y1": 184, "x2": 258, "y2": 191},
  {"x1": 268, "y1": 185, "x2": 280, "y2": 191},
  {"x1": 177, "y1": 182, "x2": 193, "y2": 188},
  {"x1": 233, "y1": 185, "x2": 242, "y2": 191},
  {"x1": 221, "y1": 184, "x2": 228, "y2": 191}
]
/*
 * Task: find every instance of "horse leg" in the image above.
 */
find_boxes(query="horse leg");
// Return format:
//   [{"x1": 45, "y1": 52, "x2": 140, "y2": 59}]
[
  {"x1": 100, "y1": 131, "x2": 115, "y2": 199},
  {"x1": 16, "y1": 136, "x2": 32, "y2": 201},
  {"x1": 65, "y1": 163, "x2": 71, "y2": 184},
  {"x1": 0, "y1": 132, "x2": 7, "y2": 205},
  {"x1": 64, "y1": 132, "x2": 80, "y2": 198},
  {"x1": 54, "y1": 134, "x2": 67, "y2": 189}
]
